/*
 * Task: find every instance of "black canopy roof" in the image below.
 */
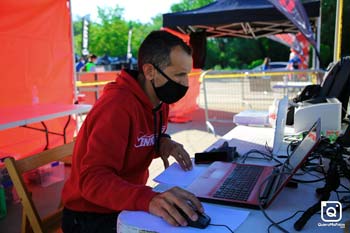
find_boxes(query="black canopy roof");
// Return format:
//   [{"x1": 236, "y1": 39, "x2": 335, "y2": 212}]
[{"x1": 163, "y1": 0, "x2": 320, "y2": 39}]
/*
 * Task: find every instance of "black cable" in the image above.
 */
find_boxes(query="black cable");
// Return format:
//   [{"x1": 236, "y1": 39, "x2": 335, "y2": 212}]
[
  {"x1": 339, "y1": 183, "x2": 350, "y2": 191},
  {"x1": 281, "y1": 141, "x2": 300, "y2": 171},
  {"x1": 300, "y1": 160, "x2": 326, "y2": 177},
  {"x1": 286, "y1": 139, "x2": 300, "y2": 158},
  {"x1": 258, "y1": 172, "x2": 294, "y2": 233},
  {"x1": 292, "y1": 161, "x2": 326, "y2": 182},
  {"x1": 281, "y1": 141, "x2": 325, "y2": 175},
  {"x1": 267, "y1": 210, "x2": 305, "y2": 233},
  {"x1": 209, "y1": 223, "x2": 234, "y2": 233},
  {"x1": 259, "y1": 137, "x2": 349, "y2": 232},
  {"x1": 294, "y1": 156, "x2": 342, "y2": 231},
  {"x1": 310, "y1": 154, "x2": 327, "y2": 175},
  {"x1": 240, "y1": 148, "x2": 283, "y2": 166},
  {"x1": 291, "y1": 177, "x2": 325, "y2": 183},
  {"x1": 302, "y1": 167, "x2": 325, "y2": 178},
  {"x1": 284, "y1": 144, "x2": 327, "y2": 184},
  {"x1": 335, "y1": 185, "x2": 350, "y2": 205},
  {"x1": 241, "y1": 148, "x2": 271, "y2": 160},
  {"x1": 239, "y1": 141, "x2": 273, "y2": 161}
]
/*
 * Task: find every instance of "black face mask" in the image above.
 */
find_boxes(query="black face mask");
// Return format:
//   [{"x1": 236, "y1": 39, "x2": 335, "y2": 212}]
[{"x1": 151, "y1": 64, "x2": 188, "y2": 104}]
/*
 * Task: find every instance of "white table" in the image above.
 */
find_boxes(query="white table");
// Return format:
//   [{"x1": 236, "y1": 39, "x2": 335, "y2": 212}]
[
  {"x1": 117, "y1": 126, "x2": 350, "y2": 233},
  {"x1": 0, "y1": 104, "x2": 91, "y2": 149},
  {"x1": 272, "y1": 81, "x2": 313, "y2": 96}
]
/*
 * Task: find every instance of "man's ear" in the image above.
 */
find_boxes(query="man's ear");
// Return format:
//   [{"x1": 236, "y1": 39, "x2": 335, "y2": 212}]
[{"x1": 142, "y1": 64, "x2": 155, "y2": 81}]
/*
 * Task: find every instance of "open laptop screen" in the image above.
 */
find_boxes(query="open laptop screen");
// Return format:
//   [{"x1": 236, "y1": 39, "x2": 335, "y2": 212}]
[
  {"x1": 266, "y1": 119, "x2": 321, "y2": 204},
  {"x1": 287, "y1": 118, "x2": 321, "y2": 172},
  {"x1": 272, "y1": 96, "x2": 288, "y2": 155}
]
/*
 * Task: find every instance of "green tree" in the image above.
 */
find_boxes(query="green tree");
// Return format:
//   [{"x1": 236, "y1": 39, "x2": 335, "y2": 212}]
[
  {"x1": 171, "y1": 0, "x2": 214, "y2": 11},
  {"x1": 72, "y1": 18, "x2": 83, "y2": 56},
  {"x1": 128, "y1": 15, "x2": 163, "y2": 59},
  {"x1": 71, "y1": 0, "x2": 349, "y2": 70},
  {"x1": 320, "y1": 0, "x2": 350, "y2": 65},
  {"x1": 88, "y1": 6, "x2": 129, "y2": 57},
  {"x1": 72, "y1": 5, "x2": 164, "y2": 59}
]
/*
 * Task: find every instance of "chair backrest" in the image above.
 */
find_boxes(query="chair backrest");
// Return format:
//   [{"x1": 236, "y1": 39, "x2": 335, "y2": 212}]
[{"x1": 4, "y1": 142, "x2": 74, "y2": 233}]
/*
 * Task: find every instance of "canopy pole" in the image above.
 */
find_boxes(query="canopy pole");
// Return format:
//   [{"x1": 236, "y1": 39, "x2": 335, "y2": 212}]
[
  {"x1": 333, "y1": 0, "x2": 343, "y2": 62},
  {"x1": 314, "y1": 16, "x2": 321, "y2": 69}
]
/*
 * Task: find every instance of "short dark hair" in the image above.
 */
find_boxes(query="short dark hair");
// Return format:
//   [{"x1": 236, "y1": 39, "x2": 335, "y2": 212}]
[
  {"x1": 138, "y1": 30, "x2": 192, "y2": 71},
  {"x1": 90, "y1": 54, "x2": 97, "y2": 59}
]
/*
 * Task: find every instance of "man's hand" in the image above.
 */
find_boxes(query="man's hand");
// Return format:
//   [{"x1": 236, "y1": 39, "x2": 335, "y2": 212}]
[
  {"x1": 149, "y1": 186, "x2": 204, "y2": 226},
  {"x1": 158, "y1": 137, "x2": 192, "y2": 171}
]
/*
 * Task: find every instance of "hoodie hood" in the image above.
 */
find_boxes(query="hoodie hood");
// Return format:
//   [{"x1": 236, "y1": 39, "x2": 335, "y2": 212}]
[
  {"x1": 102, "y1": 69, "x2": 167, "y2": 152},
  {"x1": 103, "y1": 69, "x2": 154, "y2": 111}
]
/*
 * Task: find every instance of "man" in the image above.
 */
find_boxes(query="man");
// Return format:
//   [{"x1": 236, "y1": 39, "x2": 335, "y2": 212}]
[
  {"x1": 85, "y1": 54, "x2": 98, "y2": 71},
  {"x1": 262, "y1": 57, "x2": 271, "y2": 70},
  {"x1": 61, "y1": 30, "x2": 204, "y2": 233},
  {"x1": 288, "y1": 49, "x2": 301, "y2": 70},
  {"x1": 75, "y1": 55, "x2": 86, "y2": 72}
]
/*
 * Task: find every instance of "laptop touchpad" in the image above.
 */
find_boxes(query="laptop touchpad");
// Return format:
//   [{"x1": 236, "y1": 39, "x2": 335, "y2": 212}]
[{"x1": 210, "y1": 170, "x2": 225, "y2": 179}]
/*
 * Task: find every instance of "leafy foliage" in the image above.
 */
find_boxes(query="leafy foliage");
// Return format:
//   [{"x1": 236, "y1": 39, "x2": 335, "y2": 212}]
[{"x1": 72, "y1": 0, "x2": 349, "y2": 70}]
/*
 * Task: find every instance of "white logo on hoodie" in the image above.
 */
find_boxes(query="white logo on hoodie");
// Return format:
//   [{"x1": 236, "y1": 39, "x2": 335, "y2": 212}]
[
  {"x1": 134, "y1": 126, "x2": 167, "y2": 148},
  {"x1": 134, "y1": 134, "x2": 155, "y2": 148}
]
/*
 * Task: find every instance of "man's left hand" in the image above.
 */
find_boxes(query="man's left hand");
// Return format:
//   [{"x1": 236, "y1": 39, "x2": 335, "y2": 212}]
[{"x1": 159, "y1": 137, "x2": 192, "y2": 171}]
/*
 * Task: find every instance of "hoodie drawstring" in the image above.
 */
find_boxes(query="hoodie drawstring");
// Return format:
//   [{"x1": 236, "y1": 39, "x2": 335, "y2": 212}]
[{"x1": 153, "y1": 103, "x2": 163, "y2": 153}]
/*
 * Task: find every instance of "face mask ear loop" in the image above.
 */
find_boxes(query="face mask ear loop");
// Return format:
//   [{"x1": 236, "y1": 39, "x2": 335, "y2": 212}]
[{"x1": 153, "y1": 64, "x2": 172, "y2": 82}]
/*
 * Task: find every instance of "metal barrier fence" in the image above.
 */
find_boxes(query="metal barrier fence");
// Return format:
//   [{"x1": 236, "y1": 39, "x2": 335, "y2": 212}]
[
  {"x1": 200, "y1": 69, "x2": 325, "y2": 130},
  {"x1": 75, "y1": 71, "x2": 120, "y2": 104}
]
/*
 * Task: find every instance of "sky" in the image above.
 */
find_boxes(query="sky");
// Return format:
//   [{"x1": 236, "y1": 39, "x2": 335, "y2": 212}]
[{"x1": 70, "y1": 0, "x2": 182, "y2": 23}]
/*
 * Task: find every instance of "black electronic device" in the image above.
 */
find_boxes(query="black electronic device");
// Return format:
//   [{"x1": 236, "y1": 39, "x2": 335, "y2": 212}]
[
  {"x1": 175, "y1": 206, "x2": 211, "y2": 229},
  {"x1": 287, "y1": 56, "x2": 350, "y2": 125},
  {"x1": 195, "y1": 141, "x2": 239, "y2": 164},
  {"x1": 195, "y1": 151, "x2": 230, "y2": 164}
]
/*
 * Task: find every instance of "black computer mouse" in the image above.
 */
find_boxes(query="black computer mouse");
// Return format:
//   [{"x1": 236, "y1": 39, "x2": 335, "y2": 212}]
[{"x1": 175, "y1": 206, "x2": 211, "y2": 229}]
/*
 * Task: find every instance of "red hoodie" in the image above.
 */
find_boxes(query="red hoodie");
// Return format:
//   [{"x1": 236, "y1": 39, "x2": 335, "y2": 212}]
[{"x1": 62, "y1": 70, "x2": 169, "y2": 213}]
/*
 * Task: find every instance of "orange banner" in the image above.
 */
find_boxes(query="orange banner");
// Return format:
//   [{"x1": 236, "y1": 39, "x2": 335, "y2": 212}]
[{"x1": 0, "y1": 0, "x2": 75, "y2": 158}]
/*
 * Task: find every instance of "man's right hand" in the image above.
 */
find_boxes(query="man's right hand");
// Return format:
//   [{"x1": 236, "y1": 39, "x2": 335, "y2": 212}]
[{"x1": 148, "y1": 186, "x2": 204, "y2": 227}]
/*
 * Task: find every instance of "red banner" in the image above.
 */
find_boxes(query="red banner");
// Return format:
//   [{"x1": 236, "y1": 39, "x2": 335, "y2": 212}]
[
  {"x1": 268, "y1": 32, "x2": 310, "y2": 69},
  {"x1": 267, "y1": 0, "x2": 316, "y2": 48},
  {"x1": 0, "y1": 0, "x2": 75, "y2": 158}
]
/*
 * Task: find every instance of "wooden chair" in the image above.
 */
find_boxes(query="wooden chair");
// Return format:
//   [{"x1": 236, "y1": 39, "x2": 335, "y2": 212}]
[{"x1": 4, "y1": 141, "x2": 75, "y2": 233}]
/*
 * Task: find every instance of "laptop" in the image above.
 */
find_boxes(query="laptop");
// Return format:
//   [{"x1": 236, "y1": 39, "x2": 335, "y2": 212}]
[
  {"x1": 187, "y1": 119, "x2": 321, "y2": 209},
  {"x1": 224, "y1": 96, "x2": 289, "y2": 157}
]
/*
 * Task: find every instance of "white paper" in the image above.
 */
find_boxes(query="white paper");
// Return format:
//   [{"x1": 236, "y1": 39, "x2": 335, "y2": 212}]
[
  {"x1": 153, "y1": 162, "x2": 207, "y2": 187},
  {"x1": 118, "y1": 203, "x2": 250, "y2": 233}
]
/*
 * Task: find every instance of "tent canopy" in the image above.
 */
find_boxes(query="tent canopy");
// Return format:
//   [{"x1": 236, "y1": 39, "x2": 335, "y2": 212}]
[{"x1": 163, "y1": 0, "x2": 320, "y2": 39}]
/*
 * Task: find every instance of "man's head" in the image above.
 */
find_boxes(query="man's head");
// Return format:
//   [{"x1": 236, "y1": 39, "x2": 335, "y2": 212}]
[
  {"x1": 138, "y1": 31, "x2": 193, "y2": 104},
  {"x1": 89, "y1": 54, "x2": 97, "y2": 63},
  {"x1": 138, "y1": 30, "x2": 192, "y2": 71}
]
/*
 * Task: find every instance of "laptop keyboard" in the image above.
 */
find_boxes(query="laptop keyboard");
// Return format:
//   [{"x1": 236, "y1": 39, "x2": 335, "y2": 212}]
[{"x1": 213, "y1": 164, "x2": 264, "y2": 201}]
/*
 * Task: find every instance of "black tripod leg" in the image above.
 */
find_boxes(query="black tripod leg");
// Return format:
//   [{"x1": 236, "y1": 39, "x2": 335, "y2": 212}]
[
  {"x1": 294, "y1": 160, "x2": 338, "y2": 231},
  {"x1": 294, "y1": 193, "x2": 330, "y2": 231}
]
